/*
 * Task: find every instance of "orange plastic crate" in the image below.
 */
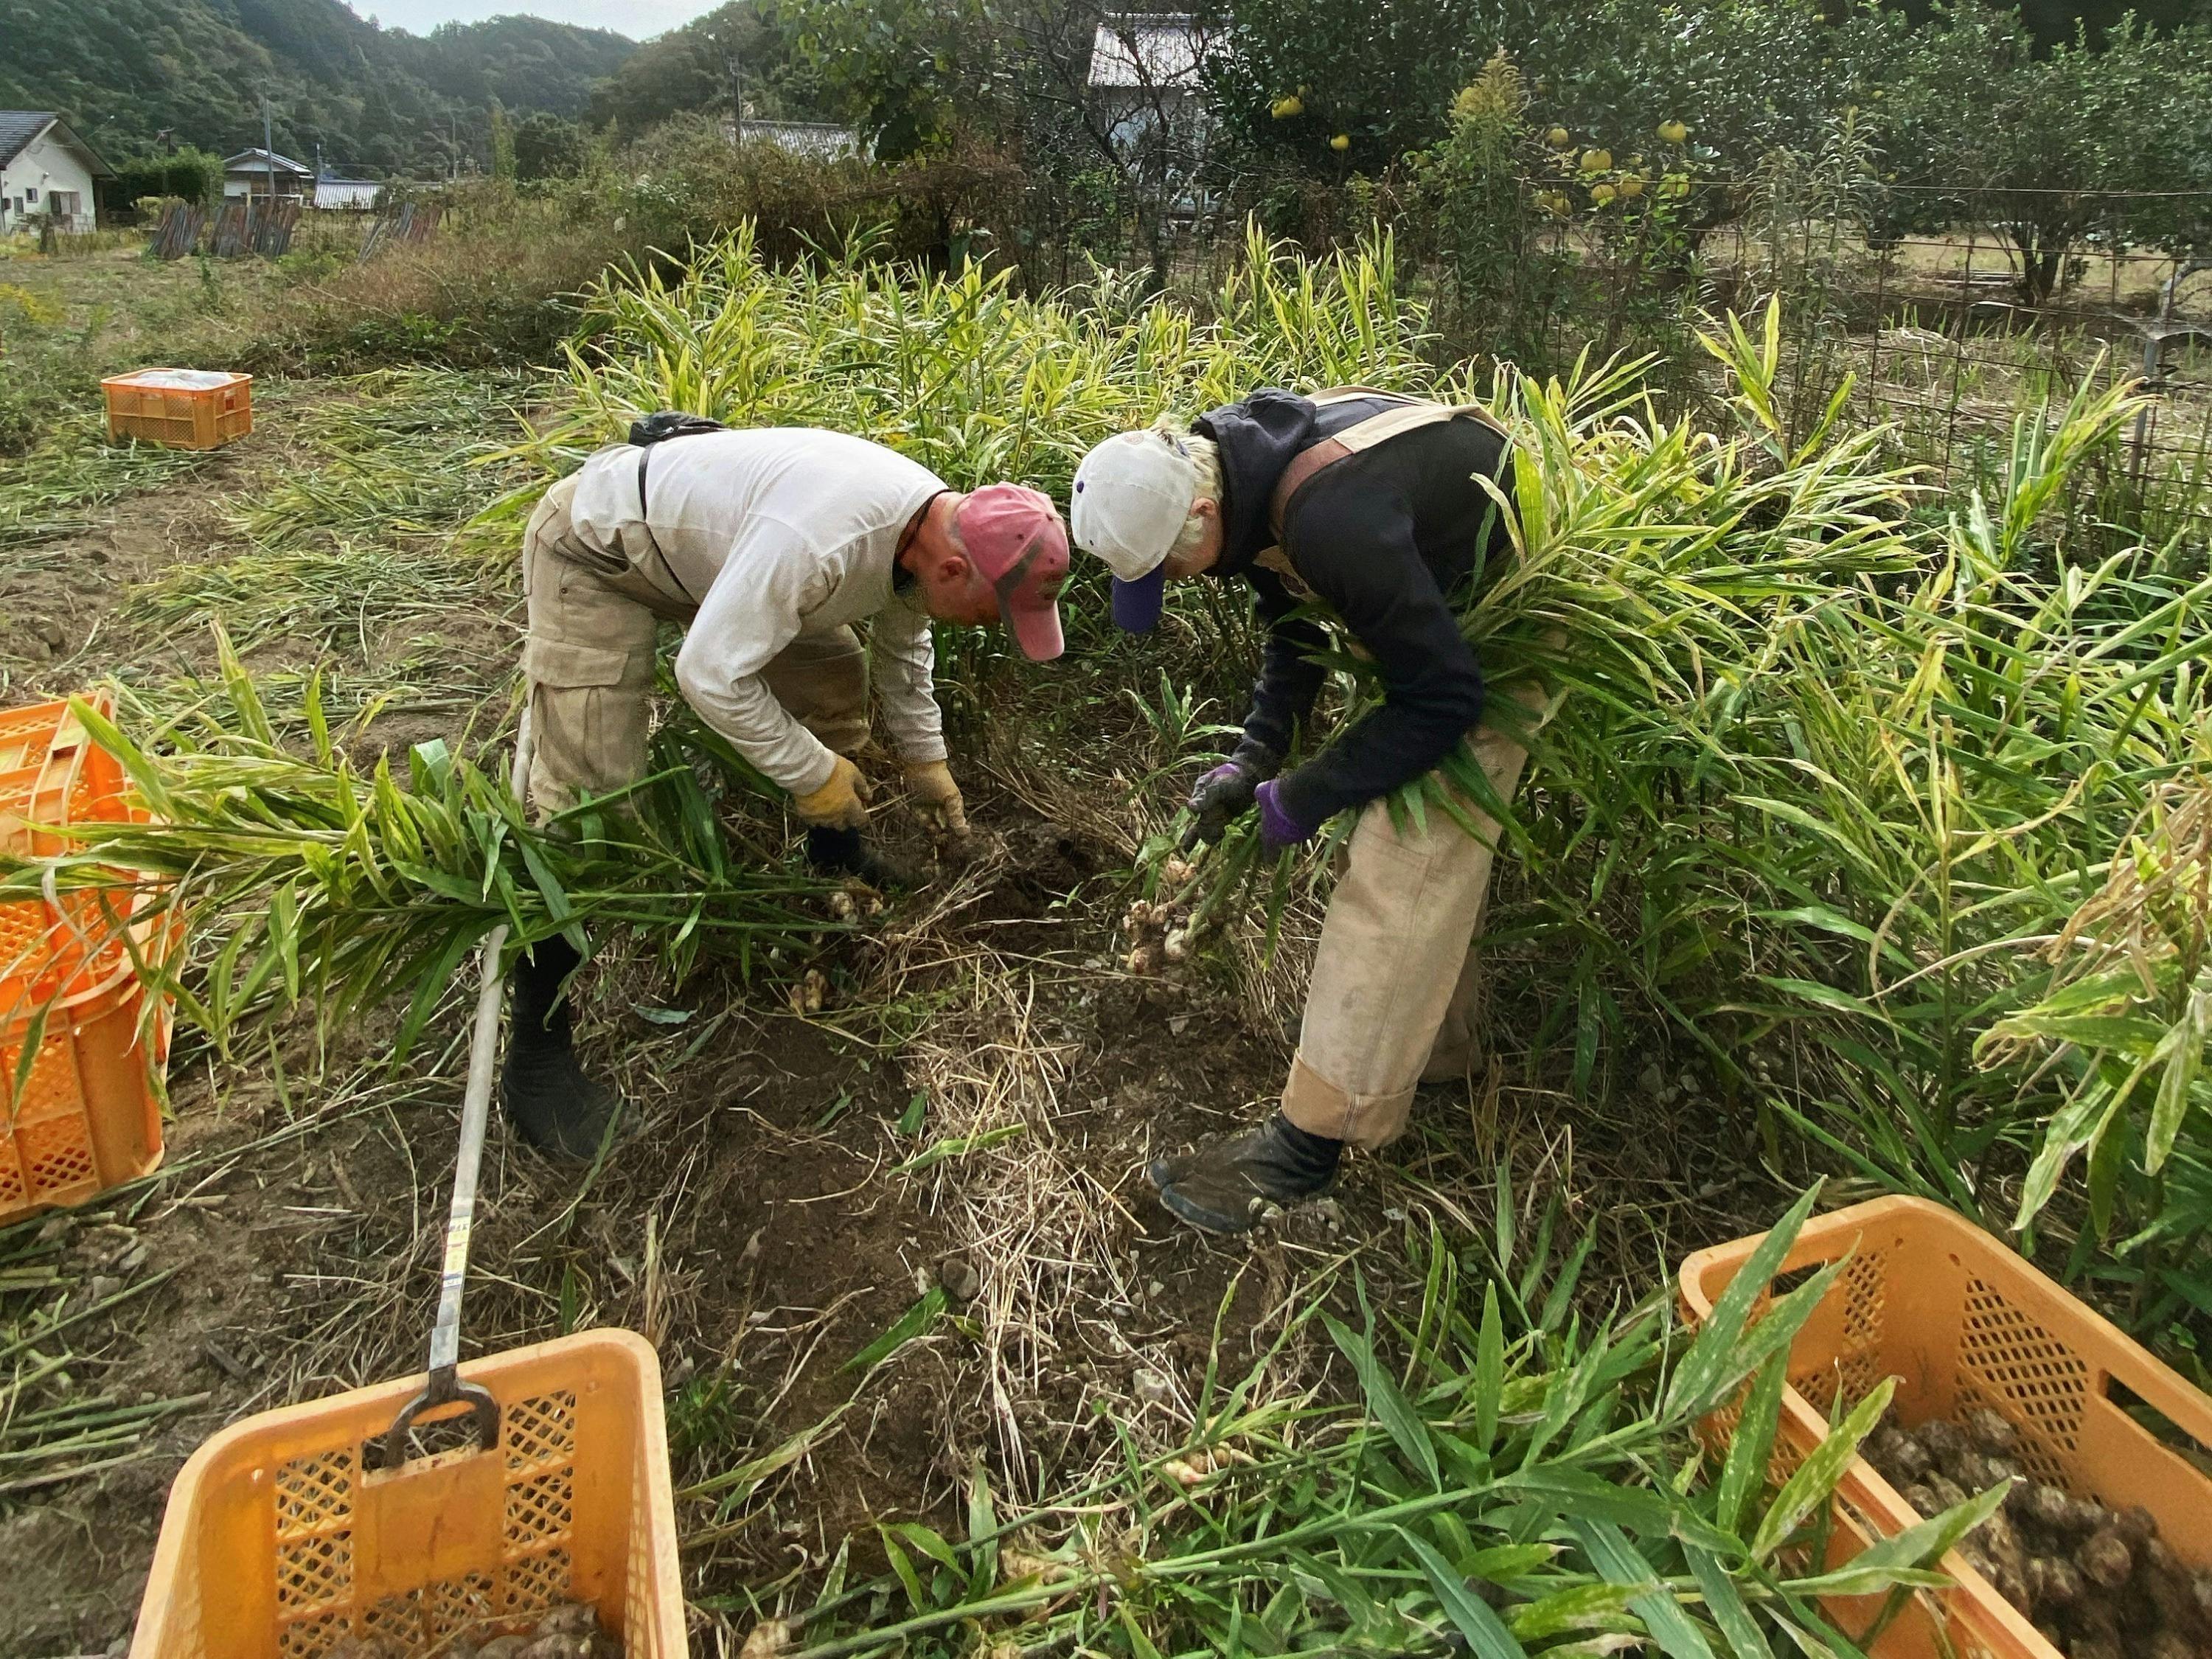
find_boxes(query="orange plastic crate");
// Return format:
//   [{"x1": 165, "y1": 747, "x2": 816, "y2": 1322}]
[
  {"x1": 1, "y1": 692, "x2": 172, "y2": 1222},
  {"x1": 102, "y1": 368, "x2": 253, "y2": 451},
  {"x1": 132, "y1": 1330, "x2": 688, "y2": 1659},
  {"x1": 1680, "y1": 1194, "x2": 2212, "y2": 1659}
]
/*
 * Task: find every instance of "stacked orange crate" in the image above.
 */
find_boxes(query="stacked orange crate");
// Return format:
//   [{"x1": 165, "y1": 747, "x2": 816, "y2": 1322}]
[{"x1": 0, "y1": 693, "x2": 173, "y2": 1220}]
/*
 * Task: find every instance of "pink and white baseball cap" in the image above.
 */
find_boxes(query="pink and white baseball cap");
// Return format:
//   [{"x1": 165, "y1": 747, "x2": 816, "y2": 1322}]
[{"x1": 956, "y1": 484, "x2": 1070, "y2": 662}]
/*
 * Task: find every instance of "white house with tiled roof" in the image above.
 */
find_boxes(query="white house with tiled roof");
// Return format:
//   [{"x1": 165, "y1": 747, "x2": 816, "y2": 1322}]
[
  {"x1": 0, "y1": 112, "x2": 114, "y2": 233},
  {"x1": 222, "y1": 147, "x2": 315, "y2": 202}
]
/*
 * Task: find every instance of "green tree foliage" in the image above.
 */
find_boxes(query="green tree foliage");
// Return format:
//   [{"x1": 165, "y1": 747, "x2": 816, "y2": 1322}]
[
  {"x1": 1514, "y1": 0, "x2": 1882, "y2": 181},
  {"x1": 0, "y1": 0, "x2": 635, "y2": 178},
  {"x1": 106, "y1": 145, "x2": 226, "y2": 210},
  {"x1": 512, "y1": 112, "x2": 585, "y2": 181},
  {"x1": 1200, "y1": 0, "x2": 1494, "y2": 172},
  {"x1": 586, "y1": 1, "x2": 831, "y2": 140},
  {"x1": 1865, "y1": 4, "x2": 2212, "y2": 295},
  {"x1": 785, "y1": 0, "x2": 1013, "y2": 158},
  {"x1": 397, "y1": 13, "x2": 633, "y2": 116},
  {"x1": 1224, "y1": 0, "x2": 2212, "y2": 307},
  {"x1": 489, "y1": 98, "x2": 516, "y2": 181},
  {"x1": 1207, "y1": 0, "x2": 1897, "y2": 178},
  {"x1": 1900, "y1": 0, "x2": 2208, "y2": 45}
]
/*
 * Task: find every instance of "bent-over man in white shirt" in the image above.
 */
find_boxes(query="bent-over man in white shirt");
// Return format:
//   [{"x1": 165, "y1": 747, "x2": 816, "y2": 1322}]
[{"x1": 507, "y1": 423, "x2": 1069, "y2": 1155}]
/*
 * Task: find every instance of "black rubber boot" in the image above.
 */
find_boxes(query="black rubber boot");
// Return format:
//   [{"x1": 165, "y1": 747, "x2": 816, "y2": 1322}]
[
  {"x1": 501, "y1": 936, "x2": 625, "y2": 1160},
  {"x1": 1150, "y1": 1112, "x2": 1342, "y2": 1235},
  {"x1": 804, "y1": 824, "x2": 919, "y2": 890}
]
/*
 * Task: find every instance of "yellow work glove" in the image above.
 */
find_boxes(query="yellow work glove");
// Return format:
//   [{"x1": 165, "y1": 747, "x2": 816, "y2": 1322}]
[
  {"x1": 793, "y1": 755, "x2": 872, "y2": 830},
  {"x1": 905, "y1": 759, "x2": 969, "y2": 836}
]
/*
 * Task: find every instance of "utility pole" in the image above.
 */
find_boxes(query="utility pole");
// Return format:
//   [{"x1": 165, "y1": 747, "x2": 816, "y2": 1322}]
[
  {"x1": 728, "y1": 50, "x2": 744, "y2": 146},
  {"x1": 262, "y1": 93, "x2": 274, "y2": 202}
]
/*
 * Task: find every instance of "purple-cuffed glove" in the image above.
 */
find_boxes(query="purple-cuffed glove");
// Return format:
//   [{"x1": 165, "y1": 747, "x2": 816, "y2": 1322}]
[
  {"x1": 1182, "y1": 759, "x2": 1263, "y2": 851},
  {"x1": 1253, "y1": 779, "x2": 1318, "y2": 851}
]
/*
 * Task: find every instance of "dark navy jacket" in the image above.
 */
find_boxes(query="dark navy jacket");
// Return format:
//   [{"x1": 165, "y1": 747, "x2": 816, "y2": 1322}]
[{"x1": 1194, "y1": 389, "x2": 1513, "y2": 825}]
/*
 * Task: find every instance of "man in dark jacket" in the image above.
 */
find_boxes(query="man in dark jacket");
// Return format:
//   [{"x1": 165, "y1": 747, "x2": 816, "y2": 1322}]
[{"x1": 1070, "y1": 388, "x2": 1551, "y2": 1233}]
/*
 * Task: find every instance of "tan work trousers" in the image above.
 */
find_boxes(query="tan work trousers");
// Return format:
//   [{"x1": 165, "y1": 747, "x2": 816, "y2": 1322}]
[
  {"x1": 1279, "y1": 681, "x2": 1554, "y2": 1150},
  {"x1": 518, "y1": 474, "x2": 871, "y2": 816}
]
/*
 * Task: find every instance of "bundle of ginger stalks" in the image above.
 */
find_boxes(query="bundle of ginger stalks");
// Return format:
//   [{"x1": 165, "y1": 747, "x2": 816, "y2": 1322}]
[{"x1": 0, "y1": 635, "x2": 836, "y2": 1060}]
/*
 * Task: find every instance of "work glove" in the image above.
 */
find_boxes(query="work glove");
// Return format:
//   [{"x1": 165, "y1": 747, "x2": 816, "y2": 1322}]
[
  {"x1": 793, "y1": 754, "x2": 872, "y2": 831},
  {"x1": 904, "y1": 759, "x2": 970, "y2": 837},
  {"x1": 1253, "y1": 779, "x2": 1320, "y2": 852},
  {"x1": 1180, "y1": 748, "x2": 1277, "y2": 851}
]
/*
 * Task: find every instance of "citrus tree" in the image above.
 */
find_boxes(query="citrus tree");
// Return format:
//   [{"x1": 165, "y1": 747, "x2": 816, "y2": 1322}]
[
  {"x1": 1209, "y1": 0, "x2": 1884, "y2": 187},
  {"x1": 1512, "y1": 0, "x2": 1877, "y2": 185},
  {"x1": 1865, "y1": 3, "x2": 2212, "y2": 304},
  {"x1": 1198, "y1": 0, "x2": 1495, "y2": 173}
]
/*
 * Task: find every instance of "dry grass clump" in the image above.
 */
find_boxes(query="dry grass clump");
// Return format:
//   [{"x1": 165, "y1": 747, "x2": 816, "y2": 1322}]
[
  {"x1": 847, "y1": 842, "x2": 1160, "y2": 1493},
  {"x1": 251, "y1": 193, "x2": 630, "y2": 374}
]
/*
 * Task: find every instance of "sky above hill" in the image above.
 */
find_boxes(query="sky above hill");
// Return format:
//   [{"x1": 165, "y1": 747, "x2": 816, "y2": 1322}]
[{"x1": 355, "y1": 0, "x2": 714, "y2": 37}]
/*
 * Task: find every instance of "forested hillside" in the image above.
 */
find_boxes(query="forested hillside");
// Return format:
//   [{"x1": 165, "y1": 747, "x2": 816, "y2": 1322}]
[
  {"x1": 0, "y1": 0, "x2": 635, "y2": 177},
  {"x1": 584, "y1": 0, "x2": 832, "y2": 137}
]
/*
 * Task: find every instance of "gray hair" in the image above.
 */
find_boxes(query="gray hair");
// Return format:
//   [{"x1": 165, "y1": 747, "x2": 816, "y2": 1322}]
[{"x1": 1154, "y1": 419, "x2": 1222, "y2": 561}]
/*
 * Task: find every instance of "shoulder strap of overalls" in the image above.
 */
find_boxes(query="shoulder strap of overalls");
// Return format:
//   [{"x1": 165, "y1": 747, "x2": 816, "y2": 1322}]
[
  {"x1": 631, "y1": 442, "x2": 700, "y2": 608},
  {"x1": 1266, "y1": 392, "x2": 1505, "y2": 544}
]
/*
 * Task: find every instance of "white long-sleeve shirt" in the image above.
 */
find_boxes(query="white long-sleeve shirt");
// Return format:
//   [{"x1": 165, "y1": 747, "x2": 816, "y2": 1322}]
[{"x1": 566, "y1": 428, "x2": 949, "y2": 796}]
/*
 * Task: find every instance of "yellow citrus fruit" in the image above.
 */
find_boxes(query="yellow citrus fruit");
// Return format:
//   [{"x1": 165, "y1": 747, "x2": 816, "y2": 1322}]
[
  {"x1": 1579, "y1": 147, "x2": 1612, "y2": 173},
  {"x1": 1272, "y1": 94, "x2": 1304, "y2": 119},
  {"x1": 1658, "y1": 119, "x2": 1688, "y2": 144},
  {"x1": 1329, "y1": 133, "x2": 1349, "y2": 150},
  {"x1": 1617, "y1": 173, "x2": 1646, "y2": 198},
  {"x1": 1538, "y1": 190, "x2": 1571, "y2": 217},
  {"x1": 1546, "y1": 125, "x2": 1572, "y2": 148},
  {"x1": 1590, "y1": 181, "x2": 1617, "y2": 204}
]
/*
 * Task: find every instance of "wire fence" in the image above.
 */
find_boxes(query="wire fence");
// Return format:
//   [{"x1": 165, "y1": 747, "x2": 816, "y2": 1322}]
[
  {"x1": 1011, "y1": 175, "x2": 2212, "y2": 545},
  {"x1": 1369, "y1": 180, "x2": 2212, "y2": 546}
]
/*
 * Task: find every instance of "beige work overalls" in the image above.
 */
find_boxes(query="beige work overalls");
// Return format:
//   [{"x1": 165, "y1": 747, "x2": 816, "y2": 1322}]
[
  {"x1": 1261, "y1": 391, "x2": 1558, "y2": 1150},
  {"x1": 517, "y1": 473, "x2": 871, "y2": 818}
]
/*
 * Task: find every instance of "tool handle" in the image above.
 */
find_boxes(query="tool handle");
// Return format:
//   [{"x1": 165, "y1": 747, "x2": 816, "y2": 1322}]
[
  {"x1": 389, "y1": 712, "x2": 535, "y2": 1447},
  {"x1": 425, "y1": 911, "x2": 510, "y2": 1384}
]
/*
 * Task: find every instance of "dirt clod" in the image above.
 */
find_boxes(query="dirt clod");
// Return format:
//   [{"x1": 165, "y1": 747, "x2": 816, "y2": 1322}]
[
  {"x1": 2079, "y1": 1527, "x2": 2134, "y2": 1590},
  {"x1": 1963, "y1": 1406, "x2": 2018, "y2": 1455},
  {"x1": 1873, "y1": 1405, "x2": 2205, "y2": 1659},
  {"x1": 936, "y1": 1255, "x2": 982, "y2": 1302},
  {"x1": 533, "y1": 1604, "x2": 603, "y2": 1639}
]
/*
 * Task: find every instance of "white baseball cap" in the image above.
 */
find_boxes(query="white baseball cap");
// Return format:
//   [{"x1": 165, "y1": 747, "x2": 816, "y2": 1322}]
[{"x1": 1070, "y1": 428, "x2": 1200, "y2": 632}]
